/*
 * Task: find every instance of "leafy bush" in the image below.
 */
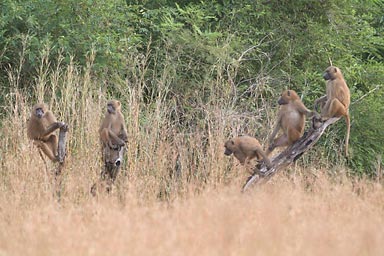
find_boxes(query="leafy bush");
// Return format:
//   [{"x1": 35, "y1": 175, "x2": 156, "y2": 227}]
[{"x1": 0, "y1": 0, "x2": 383, "y2": 176}]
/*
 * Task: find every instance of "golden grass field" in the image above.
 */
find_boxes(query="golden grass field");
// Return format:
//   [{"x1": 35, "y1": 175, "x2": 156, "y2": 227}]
[
  {"x1": 1, "y1": 167, "x2": 384, "y2": 256},
  {"x1": 1, "y1": 54, "x2": 383, "y2": 255}
]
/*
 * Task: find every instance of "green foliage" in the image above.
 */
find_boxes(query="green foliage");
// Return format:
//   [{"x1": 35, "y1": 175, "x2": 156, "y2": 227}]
[
  {"x1": 0, "y1": 0, "x2": 383, "y2": 176},
  {"x1": 349, "y1": 84, "x2": 384, "y2": 176}
]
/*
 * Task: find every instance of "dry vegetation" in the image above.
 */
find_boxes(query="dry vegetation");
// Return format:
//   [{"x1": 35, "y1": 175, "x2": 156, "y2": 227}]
[{"x1": 1, "y1": 53, "x2": 383, "y2": 255}]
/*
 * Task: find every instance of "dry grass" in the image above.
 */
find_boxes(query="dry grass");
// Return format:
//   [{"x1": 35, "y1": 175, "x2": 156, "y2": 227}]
[
  {"x1": 1, "y1": 52, "x2": 383, "y2": 255},
  {"x1": 0, "y1": 171, "x2": 384, "y2": 256}
]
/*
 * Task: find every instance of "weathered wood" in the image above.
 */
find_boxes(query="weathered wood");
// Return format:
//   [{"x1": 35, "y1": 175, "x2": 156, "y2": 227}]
[
  {"x1": 242, "y1": 117, "x2": 341, "y2": 192},
  {"x1": 58, "y1": 124, "x2": 68, "y2": 164}
]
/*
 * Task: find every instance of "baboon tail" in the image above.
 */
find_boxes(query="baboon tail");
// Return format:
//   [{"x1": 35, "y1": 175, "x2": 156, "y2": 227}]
[{"x1": 345, "y1": 113, "x2": 350, "y2": 157}]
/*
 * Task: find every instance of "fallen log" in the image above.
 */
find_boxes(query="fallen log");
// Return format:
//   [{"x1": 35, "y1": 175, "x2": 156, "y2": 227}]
[{"x1": 242, "y1": 117, "x2": 340, "y2": 192}]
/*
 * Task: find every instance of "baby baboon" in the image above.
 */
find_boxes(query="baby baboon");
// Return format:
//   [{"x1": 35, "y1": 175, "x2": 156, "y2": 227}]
[
  {"x1": 27, "y1": 103, "x2": 67, "y2": 162},
  {"x1": 314, "y1": 66, "x2": 350, "y2": 156},
  {"x1": 99, "y1": 100, "x2": 128, "y2": 148},
  {"x1": 224, "y1": 135, "x2": 272, "y2": 168},
  {"x1": 267, "y1": 89, "x2": 314, "y2": 155}
]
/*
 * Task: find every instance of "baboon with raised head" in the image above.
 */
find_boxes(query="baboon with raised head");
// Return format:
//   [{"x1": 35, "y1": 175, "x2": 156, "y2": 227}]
[
  {"x1": 224, "y1": 135, "x2": 272, "y2": 169},
  {"x1": 27, "y1": 103, "x2": 67, "y2": 163},
  {"x1": 267, "y1": 89, "x2": 314, "y2": 155},
  {"x1": 314, "y1": 66, "x2": 350, "y2": 156}
]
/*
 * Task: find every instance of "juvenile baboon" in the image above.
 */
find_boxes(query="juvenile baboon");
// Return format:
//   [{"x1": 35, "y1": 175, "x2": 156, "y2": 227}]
[
  {"x1": 267, "y1": 89, "x2": 314, "y2": 155},
  {"x1": 27, "y1": 103, "x2": 67, "y2": 162},
  {"x1": 224, "y1": 135, "x2": 272, "y2": 168},
  {"x1": 314, "y1": 66, "x2": 350, "y2": 156},
  {"x1": 99, "y1": 100, "x2": 128, "y2": 148}
]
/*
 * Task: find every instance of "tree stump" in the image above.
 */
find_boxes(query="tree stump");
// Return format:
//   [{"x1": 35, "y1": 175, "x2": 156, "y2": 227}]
[
  {"x1": 242, "y1": 117, "x2": 341, "y2": 192},
  {"x1": 58, "y1": 124, "x2": 68, "y2": 164}
]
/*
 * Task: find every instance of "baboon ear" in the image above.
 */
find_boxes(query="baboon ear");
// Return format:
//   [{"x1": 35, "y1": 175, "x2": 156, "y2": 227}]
[
  {"x1": 334, "y1": 67, "x2": 337, "y2": 73},
  {"x1": 287, "y1": 90, "x2": 291, "y2": 96},
  {"x1": 231, "y1": 140, "x2": 235, "y2": 145}
]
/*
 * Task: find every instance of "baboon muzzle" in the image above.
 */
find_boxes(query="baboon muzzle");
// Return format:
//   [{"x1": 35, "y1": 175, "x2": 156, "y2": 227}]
[
  {"x1": 224, "y1": 149, "x2": 232, "y2": 156},
  {"x1": 105, "y1": 158, "x2": 121, "y2": 167}
]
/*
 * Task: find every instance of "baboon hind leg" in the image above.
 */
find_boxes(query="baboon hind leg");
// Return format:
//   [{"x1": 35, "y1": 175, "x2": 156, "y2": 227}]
[{"x1": 34, "y1": 138, "x2": 58, "y2": 162}]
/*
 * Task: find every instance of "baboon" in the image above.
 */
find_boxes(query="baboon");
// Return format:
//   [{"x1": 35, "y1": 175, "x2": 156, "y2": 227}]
[
  {"x1": 267, "y1": 89, "x2": 314, "y2": 155},
  {"x1": 314, "y1": 66, "x2": 350, "y2": 156},
  {"x1": 224, "y1": 135, "x2": 272, "y2": 169},
  {"x1": 27, "y1": 103, "x2": 67, "y2": 162},
  {"x1": 92, "y1": 100, "x2": 128, "y2": 195},
  {"x1": 101, "y1": 143, "x2": 125, "y2": 181},
  {"x1": 90, "y1": 144, "x2": 125, "y2": 196},
  {"x1": 99, "y1": 100, "x2": 128, "y2": 149}
]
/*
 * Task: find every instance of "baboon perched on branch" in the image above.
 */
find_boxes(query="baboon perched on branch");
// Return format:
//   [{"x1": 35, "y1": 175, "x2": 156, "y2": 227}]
[
  {"x1": 91, "y1": 100, "x2": 128, "y2": 195},
  {"x1": 314, "y1": 66, "x2": 351, "y2": 156},
  {"x1": 267, "y1": 90, "x2": 314, "y2": 156},
  {"x1": 224, "y1": 135, "x2": 272, "y2": 171},
  {"x1": 27, "y1": 103, "x2": 68, "y2": 165}
]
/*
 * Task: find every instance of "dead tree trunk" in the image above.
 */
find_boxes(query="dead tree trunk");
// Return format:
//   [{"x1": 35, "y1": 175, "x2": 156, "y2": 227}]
[
  {"x1": 58, "y1": 124, "x2": 68, "y2": 164},
  {"x1": 242, "y1": 117, "x2": 340, "y2": 192},
  {"x1": 54, "y1": 124, "x2": 68, "y2": 199}
]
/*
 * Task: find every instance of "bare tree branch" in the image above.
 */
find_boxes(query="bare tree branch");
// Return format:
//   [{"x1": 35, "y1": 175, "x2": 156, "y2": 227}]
[
  {"x1": 242, "y1": 117, "x2": 340, "y2": 192},
  {"x1": 58, "y1": 124, "x2": 68, "y2": 164},
  {"x1": 351, "y1": 85, "x2": 382, "y2": 105}
]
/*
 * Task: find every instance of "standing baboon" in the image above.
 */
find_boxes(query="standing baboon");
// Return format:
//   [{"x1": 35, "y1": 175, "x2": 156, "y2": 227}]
[
  {"x1": 267, "y1": 90, "x2": 314, "y2": 155},
  {"x1": 27, "y1": 103, "x2": 67, "y2": 162},
  {"x1": 314, "y1": 66, "x2": 350, "y2": 156},
  {"x1": 224, "y1": 135, "x2": 272, "y2": 169}
]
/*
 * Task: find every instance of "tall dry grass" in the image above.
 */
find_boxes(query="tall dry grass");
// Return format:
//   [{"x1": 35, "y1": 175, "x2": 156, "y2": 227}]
[
  {"x1": 0, "y1": 50, "x2": 383, "y2": 255},
  {"x1": 1, "y1": 172, "x2": 384, "y2": 256}
]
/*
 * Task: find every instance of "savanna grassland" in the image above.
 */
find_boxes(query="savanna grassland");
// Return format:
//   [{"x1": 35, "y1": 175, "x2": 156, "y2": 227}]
[
  {"x1": 1, "y1": 1, "x2": 384, "y2": 255},
  {"x1": 1, "y1": 170, "x2": 384, "y2": 256},
  {"x1": 0, "y1": 53, "x2": 384, "y2": 256}
]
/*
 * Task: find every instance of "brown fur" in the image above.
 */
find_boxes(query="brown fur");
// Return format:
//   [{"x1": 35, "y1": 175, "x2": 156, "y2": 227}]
[
  {"x1": 99, "y1": 100, "x2": 128, "y2": 149},
  {"x1": 91, "y1": 145, "x2": 125, "y2": 196},
  {"x1": 224, "y1": 135, "x2": 272, "y2": 168},
  {"x1": 27, "y1": 103, "x2": 66, "y2": 162},
  {"x1": 96, "y1": 100, "x2": 128, "y2": 192},
  {"x1": 314, "y1": 66, "x2": 350, "y2": 156},
  {"x1": 267, "y1": 89, "x2": 314, "y2": 155}
]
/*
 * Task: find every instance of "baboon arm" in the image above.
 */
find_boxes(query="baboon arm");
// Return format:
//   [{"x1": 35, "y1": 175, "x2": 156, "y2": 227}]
[
  {"x1": 295, "y1": 101, "x2": 314, "y2": 117},
  {"x1": 42, "y1": 122, "x2": 62, "y2": 137},
  {"x1": 314, "y1": 96, "x2": 327, "y2": 111},
  {"x1": 297, "y1": 101, "x2": 317, "y2": 117},
  {"x1": 255, "y1": 148, "x2": 272, "y2": 168},
  {"x1": 234, "y1": 151, "x2": 246, "y2": 165},
  {"x1": 268, "y1": 121, "x2": 280, "y2": 144},
  {"x1": 39, "y1": 111, "x2": 64, "y2": 137},
  {"x1": 120, "y1": 124, "x2": 128, "y2": 142},
  {"x1": 108, "y1": 130, "x2": 126, "y2": 146}
]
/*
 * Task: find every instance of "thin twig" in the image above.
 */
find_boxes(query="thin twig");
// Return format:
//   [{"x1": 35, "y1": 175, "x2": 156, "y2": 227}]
[{"x1": 351, "y1": 85, "x2": 382, "y2": 105}]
